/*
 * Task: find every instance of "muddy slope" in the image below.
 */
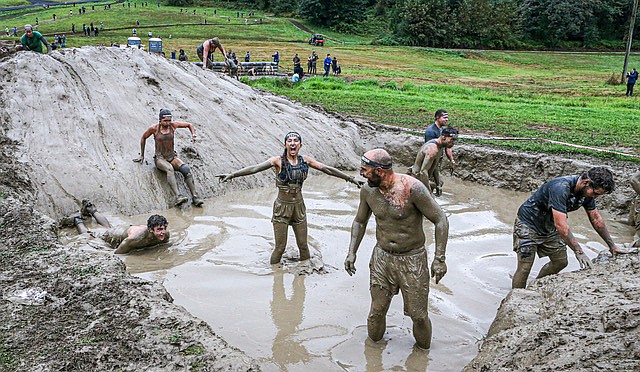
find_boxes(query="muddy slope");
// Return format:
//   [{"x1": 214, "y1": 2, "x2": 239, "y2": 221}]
[
  {"x1": 0, "y1": 47, "x2": 362, "y2": 219},
  {"x1": 463, "y1": 254, "x2": 640, "y2": 371},
  {"x1": 0, "y1": 137, "x2": 258, "y2": 371}
]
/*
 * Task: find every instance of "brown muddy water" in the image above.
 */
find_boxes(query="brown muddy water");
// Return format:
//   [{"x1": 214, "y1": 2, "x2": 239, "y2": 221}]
[{"x1": 61, "y1": 174, "x2": 635, "y2": 372}]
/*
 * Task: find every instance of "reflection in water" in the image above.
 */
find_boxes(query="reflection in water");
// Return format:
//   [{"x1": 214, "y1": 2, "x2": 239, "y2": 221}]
[
  {"x1": 124, "y1": 175, "x2": 637, "y2": 371},
  {"x1": 364, "y1": 338, "x2": 430, "y2": 372},
  {"x1": 271, "y1": 271, "x2": 309, "y2": 370}
]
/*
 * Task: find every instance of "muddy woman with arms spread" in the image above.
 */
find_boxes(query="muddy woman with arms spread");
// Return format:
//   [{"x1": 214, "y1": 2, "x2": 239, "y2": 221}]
[
  {"x1": 217, "y1": 131, "x2": 363, "y2": 264},
  {"x1": 345, "y1": 149, "x2": 449, "y2": 350},
  {"x1": 134, "y1": 109, "x2": 204, "y2": 207}
]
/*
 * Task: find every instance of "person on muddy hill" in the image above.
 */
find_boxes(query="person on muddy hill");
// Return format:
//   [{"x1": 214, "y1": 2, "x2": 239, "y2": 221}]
[
  {"x1": 512, "y1": 167, "x2": 631, "y2": 289},
  {"x1": 409, "y1": 127, "x2": 458, "y2": 197},
  {"x1": 217, "y1": 131, "x2": 363, "y2": 264},
  {"x1": 344, "y1": 149, "x2": 449, "y2": 350},
  {"x1": 18, "y1": 24, "x2": 50, "y2": 54},
  {"x1": 65, "y1": 213, "x2": 169, "y2": 254},
  {"x1": 424, "y1": 109, "x2": 456, "y2": 167},
  {"x1": 196, "y1": 36, "x2": 228, "y2": 70},
  {"x1": 134, "y1": 109, "x2": 204, "y2": 208}
]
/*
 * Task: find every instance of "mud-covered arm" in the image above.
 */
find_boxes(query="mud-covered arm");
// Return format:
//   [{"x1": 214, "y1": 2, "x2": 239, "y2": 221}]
[
  {"x1": 552, "y1": 209, "x2": 593, "y2": 269},
  {"x1": 201, "y1": 41, "x2": 210, "y2": 67},
  {"x1": 345, "y1": 188, "x2": 373, "y2": 276},
  {"x1": 552, "y1": 209, "x2": 582, "y2": 251},
  {"x1": 113, "y1": 231, "x2": 147, "y2": 254},
  {"x1": 133, "y1": 126, "x2": 155, "y2": 162},
  {"x1": 217, "y1": 44, "x2": 227, "y2": 60},
  {"x1": 173, "y1": 121, "x2": 196, "y2": 142},
  {"x1": 303, "y1": 156, "x2": 364, "y2": 187},
  {"x1": 585, "y1": 208, "x2": 624, "y2": 254},
  {"x1": 305, "y1": 156, "x2": 362, "y2": 187},
  {"x1": 445, "y1": 147, "x2": 455, "y2": 163},
  {"x1": 217, "y1": 158, "x2": 277, "y2": 182},
  {"x1": 412, "y1": 183, "x2": 449, "y2": 283},
  {"x1": 631, "y1": 171, "x2": 640, "y2": 195},
  {"x1": 41, "y1": 35, "x2": 50, "y2": 53}
]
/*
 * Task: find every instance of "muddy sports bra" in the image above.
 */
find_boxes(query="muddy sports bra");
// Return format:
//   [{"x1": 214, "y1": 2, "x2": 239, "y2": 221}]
[
  {"x1": 276, "y1": 155, "x2": 309, "y2": 189},
  {"x1": 154, "y1": 124, "x2": 175, "y2": 160}
]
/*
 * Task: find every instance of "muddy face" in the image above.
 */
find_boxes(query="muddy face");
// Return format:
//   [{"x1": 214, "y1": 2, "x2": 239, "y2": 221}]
[
  {"x1": 360, "y1": 164, "x2": 382, "y2": 187},
  {"x1": 151, "y1": 225, "x2": 167, "y2": 241},
  {"x1": 285, "y1": 136, "x2": 301, "y2": 157}
]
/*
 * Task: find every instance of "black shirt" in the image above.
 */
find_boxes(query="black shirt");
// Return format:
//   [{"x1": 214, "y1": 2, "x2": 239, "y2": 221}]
[{"x1": 517, "y1": 175, "x2": 597, "y2": 235}]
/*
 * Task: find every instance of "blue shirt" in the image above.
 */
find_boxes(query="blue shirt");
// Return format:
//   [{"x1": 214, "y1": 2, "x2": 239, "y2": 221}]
[
  {"x1": 272, "y1": 53, "x2": 279, "y2": 63},
  {"x1": 324, "y1": 57, "x2": 332, "y2": 66},
  {"x1": 424, "y1": 123, "x2": 441, "y2": 142},
  {"x1": 628, "y1": 70, "x2": 638, "y2": 84},
  {"x1": 517, "y1": 175, "x2": 597, "y2": 235}
]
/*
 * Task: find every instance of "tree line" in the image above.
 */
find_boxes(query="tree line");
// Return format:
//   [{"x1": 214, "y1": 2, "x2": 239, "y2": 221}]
[{"x1": 217, "y1": 0, "x2": 638, "y2": 49}]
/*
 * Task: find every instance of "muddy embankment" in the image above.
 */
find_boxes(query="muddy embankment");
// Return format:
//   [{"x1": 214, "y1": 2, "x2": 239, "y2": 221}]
[{"x1": 0, "y1": 47, "x2": 638, "y2": 370}]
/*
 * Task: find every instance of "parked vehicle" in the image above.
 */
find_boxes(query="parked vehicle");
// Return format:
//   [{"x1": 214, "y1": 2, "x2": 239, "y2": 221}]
[{"x1": 308, "y1": 34, "x2": 324, "y2": 46}]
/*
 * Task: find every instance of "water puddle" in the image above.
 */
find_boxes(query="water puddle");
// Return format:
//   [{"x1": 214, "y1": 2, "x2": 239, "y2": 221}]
[{"x1": 62, "y1": 174, "x2": 635, "y2": 371}]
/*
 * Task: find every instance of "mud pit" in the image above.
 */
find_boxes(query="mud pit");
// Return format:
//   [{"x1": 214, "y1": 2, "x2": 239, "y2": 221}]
[
  {"x1": 2, "y1": 47, "x2": 639, "y2": 371},
  {"x1": 61, "y1": 175, "x2": 635, "y2": 371}
]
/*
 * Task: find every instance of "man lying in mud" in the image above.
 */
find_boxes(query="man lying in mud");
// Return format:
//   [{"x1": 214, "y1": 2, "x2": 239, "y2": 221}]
[
  {"x1": 217, "y1": 131, "x2": 362, "y2": 265},
  {"x1": 344, "y1": 148, "x2": 449, "y2": 350},
  {"x1": 512, "y1": 167, "x2": 630, "y2": 289},
  {"x1": 409, "y1": 127, "x2": 458, "y2": 196},
  {"x1": 63, "y1": 209, "x2": 169, "y2": 254},
  {"x1": 134, "y1": 109, "x2": 204, "y2": 207}
]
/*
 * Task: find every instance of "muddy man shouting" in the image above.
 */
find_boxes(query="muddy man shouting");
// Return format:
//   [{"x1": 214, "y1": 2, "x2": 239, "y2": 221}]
[{"x1": 345, "y1": 148, "x2": 449, "y2": 350}]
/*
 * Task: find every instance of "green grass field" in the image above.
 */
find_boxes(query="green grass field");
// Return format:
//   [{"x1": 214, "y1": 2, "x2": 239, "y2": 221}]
[{"x1": 1, "y1": 0, "x2": 638, "y2": 159}]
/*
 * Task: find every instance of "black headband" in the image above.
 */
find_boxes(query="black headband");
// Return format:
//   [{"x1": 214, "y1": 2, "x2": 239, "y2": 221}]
[
  {"x1": 284, "y1": 131, "x2": 302, "y2": 142},
  {"x1": 361, "y1": 155, "x2": 392, "y2": 169}
]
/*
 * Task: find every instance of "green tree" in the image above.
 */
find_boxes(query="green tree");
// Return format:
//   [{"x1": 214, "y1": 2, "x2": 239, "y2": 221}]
[{"x1": 394, "y1": 0, "x2": 451, "y2": 46}]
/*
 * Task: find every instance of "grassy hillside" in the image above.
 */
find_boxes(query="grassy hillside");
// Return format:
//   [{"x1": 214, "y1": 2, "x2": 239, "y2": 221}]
[{"x1": 1, "y1": 0, "x2": 638, "y2": 159}]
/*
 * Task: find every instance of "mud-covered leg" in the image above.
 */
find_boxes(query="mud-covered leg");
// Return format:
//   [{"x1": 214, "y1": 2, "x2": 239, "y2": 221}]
[
  {"x1": 157, "y1": 159, "x2": 186, "y2": 206},
  {"x1": 512, "y1": 253, "x2": 534, "y2": 289},
  {"x1": 412, "y1": 316, "x2": 432, "y2": 350},
  {"x1": 81, "y1": 200, "x2": 111, "y2": 228},
  {"x1": 74, "y1": 216, "x2": 89, "y2": 234},
  {"x1": 368, "y1": 286, "x2": 393, "y2": 342},
  {"x1": 181, "y1": 165, "x2": 203, "y2": 207},
  {"x1": 291, "y1": 220, "x2": 310, "y2": 261},
  {"x1": 536, "y1": 249, "x2": 568, "y2": 279},
  {"x1": 271, "y1": 223, "x2": 289, "y2": 264}
]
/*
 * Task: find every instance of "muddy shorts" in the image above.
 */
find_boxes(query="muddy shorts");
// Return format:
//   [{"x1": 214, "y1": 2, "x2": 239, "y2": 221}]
[
  {"x1": 513, "y1": 217, "x2": 566, "y2": 259},
  {"x1": 271, "y1": 198, "x2": 306, "y2": 225},
  {"x1": 369, "y1": 246, "x2": 429, "y2": 319},
  {"x1": 153, "y1": 153, "x2": 177, "y2": 166}
]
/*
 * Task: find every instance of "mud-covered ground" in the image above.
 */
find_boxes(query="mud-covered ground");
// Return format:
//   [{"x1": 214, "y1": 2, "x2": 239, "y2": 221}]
[
  {"x1": 0, "y1": 47, "x2": 638, "y2": 371},
  {"x1": 0, "y1": 139, "x2": 258, "y2": 370}
]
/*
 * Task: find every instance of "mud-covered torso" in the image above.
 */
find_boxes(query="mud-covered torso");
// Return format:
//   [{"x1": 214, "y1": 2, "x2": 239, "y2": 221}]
[
  {"x1": 154, "y1": 124, "x2": 175, "y2": 160},
  {"x1": 366, "y1": 179, "x2": 426, "y2": 253},
  {"x1": 99, "y1": 225, "x2": 130, "y2": 248},
  {"x1": 275, "y1": 155, "x2": 308, "y2": 201}
]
